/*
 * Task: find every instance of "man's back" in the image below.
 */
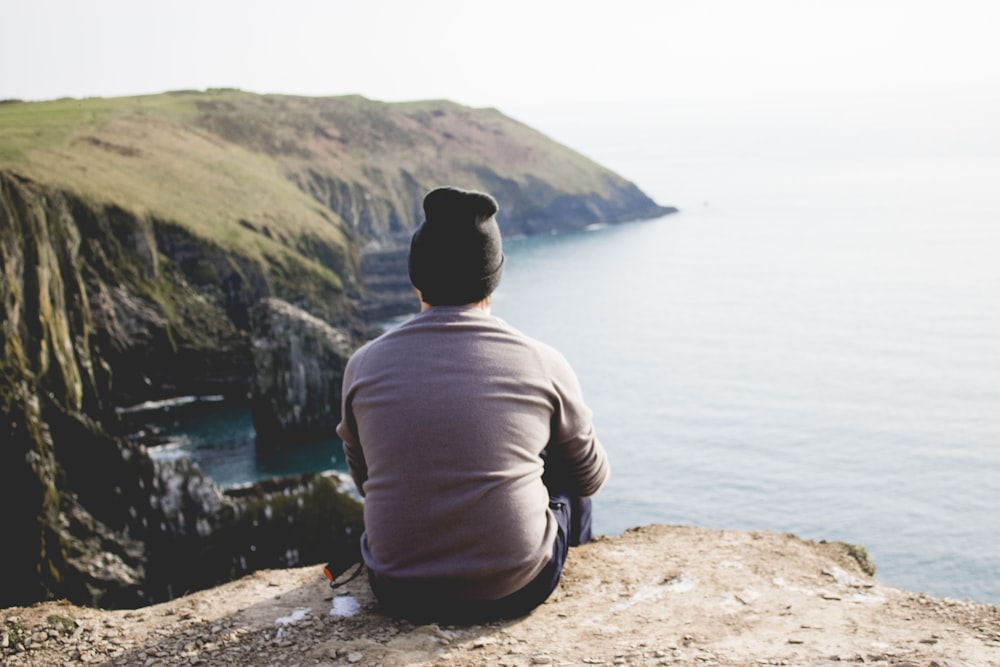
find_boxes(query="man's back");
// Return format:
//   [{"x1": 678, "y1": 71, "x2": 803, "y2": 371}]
[{"x1": 338, "y1": 305, "x2": 608, "y2": 600}]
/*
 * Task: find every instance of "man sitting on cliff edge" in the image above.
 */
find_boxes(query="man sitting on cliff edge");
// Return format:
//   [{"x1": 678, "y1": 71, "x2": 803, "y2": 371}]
[{"x1": 336, "y1": 185, "x2": 609, "y2": 623}]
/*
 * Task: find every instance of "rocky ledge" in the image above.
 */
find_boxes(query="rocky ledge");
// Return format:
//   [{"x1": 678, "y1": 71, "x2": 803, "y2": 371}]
[{"x1": 3, "y1": 525, "x2": 998, "y2": 667}]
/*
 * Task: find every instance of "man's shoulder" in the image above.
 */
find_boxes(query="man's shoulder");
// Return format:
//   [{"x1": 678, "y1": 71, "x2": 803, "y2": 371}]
[
  {"x1": 345, "y1": 314, "x2": 427, "y2": 364},
  {"x1": 491, "y1": 317, "x2": 574, "y2": 369}
]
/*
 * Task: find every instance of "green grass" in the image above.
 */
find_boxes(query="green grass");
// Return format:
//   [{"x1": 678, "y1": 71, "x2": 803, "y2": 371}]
[
  {"x1": 0, "y1": 91, "x2": 350, "y2": 290},
  {"x1": 1, "y1": 89, "x2": 647, "y2": 312},
  {"x1": 1, "y1": 89, "x2": 626, "y2": 226},
  {"x1": 0, "y1": 94, "x2": 200, "y2": 158},
  {"x1": 843, "y1": 542, "x2": 877, "y2": 576},
  {"x1": 4, "y1": 617, "x2": 27, "y2": 646},
  {"x1": 46, "y1": 613, "x2": 76, "y2": 636}
]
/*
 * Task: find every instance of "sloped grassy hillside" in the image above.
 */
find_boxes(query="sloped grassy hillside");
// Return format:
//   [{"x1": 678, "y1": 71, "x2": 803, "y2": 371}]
[
  {"x1": 1, "y1": 89, "x2": 668, "y2": 248},
  {"x1": 1, "y1": 89, "x2": 674, "y2": 329},
  {"x1": 1, "y1": 91, "x2": 354, "y2": 311}
]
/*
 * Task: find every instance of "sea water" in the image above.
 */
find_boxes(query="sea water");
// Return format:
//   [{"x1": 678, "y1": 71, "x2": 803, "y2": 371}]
[
  {"x1": 493, "y1": 183, "x2": 1000, "y2": 606},
  {"x1": 144, "y1": 112, "x2": 1000, "y2": 604}
]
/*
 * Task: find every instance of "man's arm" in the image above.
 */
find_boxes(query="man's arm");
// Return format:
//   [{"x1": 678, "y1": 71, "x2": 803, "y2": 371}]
[
  {"x1": 548, "y1": 357, "x2": 610, "y2": 497},
  {"x1": 337, "y1": 354, "x2": 369, "y2": 497},
  {"x1": 549, "y1": 420, "x2": 609, "y2": 497}
]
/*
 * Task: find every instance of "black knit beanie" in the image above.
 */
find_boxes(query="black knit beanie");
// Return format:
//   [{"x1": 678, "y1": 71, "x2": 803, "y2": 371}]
[{"x1": 408, "y1": 186, "x2": 505, "y2": 306}]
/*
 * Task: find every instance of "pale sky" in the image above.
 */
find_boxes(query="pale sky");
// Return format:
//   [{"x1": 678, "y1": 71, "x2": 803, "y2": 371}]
[
  {"x1": 3, "y1": 0, "x2": 999, "y2": 194},
  {"x1": 4, "y1": 0, "x2": 998, "y2": 107}
]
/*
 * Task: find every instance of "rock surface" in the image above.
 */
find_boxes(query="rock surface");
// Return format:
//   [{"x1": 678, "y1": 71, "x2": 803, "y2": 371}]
[
  {"x1": 3, "y1": 525, "x2": 998, "y2": 666},
  {"x1": 250, "y1": 298, "x2": 355, "y2": 446}
]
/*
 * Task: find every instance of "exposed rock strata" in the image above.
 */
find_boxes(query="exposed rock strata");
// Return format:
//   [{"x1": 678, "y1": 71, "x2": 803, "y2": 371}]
[
  {"x1": 0, "y1": 172, "x2": 359, "y2": 608},
  {"x1": 358, "y1": 248, "x2": 417, "y2": 322},
  {"x1": 250, "y1": 298, "x2": 354, "y2": 447}
]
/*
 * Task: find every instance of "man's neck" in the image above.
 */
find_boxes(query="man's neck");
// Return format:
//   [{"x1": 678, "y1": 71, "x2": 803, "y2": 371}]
[{"x1": 420, "y1": 296, "x2": 492, "y2": 313}]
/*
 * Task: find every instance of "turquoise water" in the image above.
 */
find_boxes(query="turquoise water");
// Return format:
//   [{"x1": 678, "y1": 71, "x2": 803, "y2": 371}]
[
  {"x1": 146, "y1": 154, "x2": 1000, "y2": 605},
  {"x1": 140, "y1": 399, "x2": 344, "y2": 485}
]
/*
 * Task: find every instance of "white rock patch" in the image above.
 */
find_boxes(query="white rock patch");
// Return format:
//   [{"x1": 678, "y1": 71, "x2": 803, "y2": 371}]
[
  {"x1": 331, "y1": 595, "x2": 361, "y2": 617},
  {"x1": 275, "y1": 608, "x2": 310, "y2": 625}
]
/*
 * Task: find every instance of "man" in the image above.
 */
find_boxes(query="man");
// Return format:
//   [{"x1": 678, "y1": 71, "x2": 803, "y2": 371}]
[{"x1": 337, "y1": 186, "x2": 609, "y2": 623}]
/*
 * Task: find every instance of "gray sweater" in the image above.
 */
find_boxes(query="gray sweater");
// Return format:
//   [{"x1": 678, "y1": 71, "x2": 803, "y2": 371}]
[{"x1": 337, "y1": 305, "x2": 609, "y2": 600}]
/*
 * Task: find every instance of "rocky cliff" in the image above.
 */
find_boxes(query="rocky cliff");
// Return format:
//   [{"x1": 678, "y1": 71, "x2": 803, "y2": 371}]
[
  {"x1": 250, "y1": 298, "x2": 354, "y2": 447},
  {"x1": 0, "y1": 167, "x2": 360, "y2": 608},
  {"x1": 0, "y1": 90, "x2": 675, "y2": 609},
  {"x1": 0, "y1": 166, "x2": 363, "y2": 609}
]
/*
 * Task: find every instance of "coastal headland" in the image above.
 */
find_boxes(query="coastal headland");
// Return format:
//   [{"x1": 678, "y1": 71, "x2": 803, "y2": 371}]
[{"x1": 0, "y1": 89, "x2": 672, "y2": 610}]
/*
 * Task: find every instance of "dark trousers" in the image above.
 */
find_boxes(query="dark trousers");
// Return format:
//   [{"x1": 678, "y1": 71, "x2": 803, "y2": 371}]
[{"x1": 369, "y1": 485, "x2": 593, "y2": 624}]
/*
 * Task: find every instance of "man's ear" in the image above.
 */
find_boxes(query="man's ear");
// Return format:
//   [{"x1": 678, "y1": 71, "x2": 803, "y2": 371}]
[{"x1": 416, "y1": 288, "x2": 431, "y2": 311}]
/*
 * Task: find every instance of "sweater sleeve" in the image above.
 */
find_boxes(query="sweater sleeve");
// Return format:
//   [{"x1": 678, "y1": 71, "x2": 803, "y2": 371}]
[
  {"x1": 336, "y1": 350, "x2": 368, "y2": 497},
  {"x1": 546, "y1": 351, "x2": 610, "y2": 498}
]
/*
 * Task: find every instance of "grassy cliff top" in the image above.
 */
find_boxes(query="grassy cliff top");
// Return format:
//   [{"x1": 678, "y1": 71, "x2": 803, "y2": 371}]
[
  {"x1": 1, "y1": 89, "x2": 633, "y2": 249},
  {"x1": 1, "y1": 91, "x2": 350, "y2": 272},
  {"x1": 1, "y1": 89, "x2": 670, "y2": 324}
]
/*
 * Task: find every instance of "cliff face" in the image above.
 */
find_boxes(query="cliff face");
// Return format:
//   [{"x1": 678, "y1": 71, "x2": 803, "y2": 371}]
[
  {"x1": 249, "y1": 298, "x2": 353, "y2": 447},
  {"x1": 0, "y1": 172, "x2": 261, "y2": 406},
  {"x1": 0, "y1": 90, "x2": 675, "y2": 609},
  {"x1": 0, "y1": 173, "x2": 362, "y2": 608},
  {"x1": 1, "y1": 172, "x2": 117, "y2": 604}
]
